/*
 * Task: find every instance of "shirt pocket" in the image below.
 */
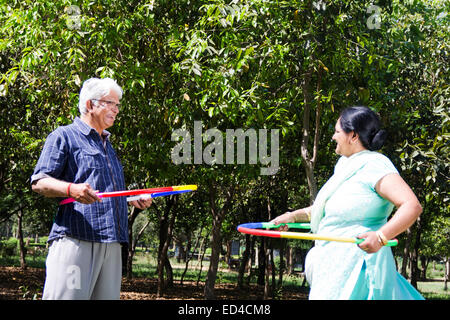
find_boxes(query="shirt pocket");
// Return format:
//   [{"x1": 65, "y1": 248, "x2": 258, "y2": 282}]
[{"x1": 81, "y1": 150, "x2": 104, "y2": 169}]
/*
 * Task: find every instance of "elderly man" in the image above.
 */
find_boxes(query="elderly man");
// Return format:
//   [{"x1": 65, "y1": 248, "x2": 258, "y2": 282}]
[{"x1": 31, "y1": 78, "x2": 151, "y2": 300}]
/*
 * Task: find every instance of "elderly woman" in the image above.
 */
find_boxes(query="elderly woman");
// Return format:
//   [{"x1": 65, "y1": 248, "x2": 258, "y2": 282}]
[{"x1": 272, "y1": 106, "x2": 424, "y2": 300}]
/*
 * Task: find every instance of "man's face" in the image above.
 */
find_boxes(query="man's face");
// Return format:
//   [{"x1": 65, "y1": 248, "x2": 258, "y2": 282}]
[{"x1": 89, "y1": 90, "x2": 120, "y2": 130}]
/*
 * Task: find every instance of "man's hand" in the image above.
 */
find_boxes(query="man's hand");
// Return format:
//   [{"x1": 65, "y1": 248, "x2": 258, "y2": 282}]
[
  {"x1": 130, "y1": 197, "x2": 152, "y2": 210},
  {"x1": 69, "y1": 183, "x2": 101, "y2": 204}
]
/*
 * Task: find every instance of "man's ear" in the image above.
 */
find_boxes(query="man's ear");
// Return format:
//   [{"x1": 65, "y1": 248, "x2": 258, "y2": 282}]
[{"x1": 86, "y1": 100, "x2": 93, "y2": 112}]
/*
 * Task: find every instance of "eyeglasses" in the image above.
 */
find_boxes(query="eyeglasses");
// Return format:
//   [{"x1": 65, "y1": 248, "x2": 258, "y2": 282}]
[{"x1": 91, "y1": 99, "x2": 121, "y2": 110}]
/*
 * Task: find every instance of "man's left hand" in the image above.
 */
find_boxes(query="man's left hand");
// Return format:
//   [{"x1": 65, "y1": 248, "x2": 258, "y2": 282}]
[{"x1": 130, "y1": 198, "x2": 152, "y2": 210}]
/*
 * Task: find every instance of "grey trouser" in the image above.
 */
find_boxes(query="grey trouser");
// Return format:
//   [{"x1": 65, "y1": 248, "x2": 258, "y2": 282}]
[{"x1": 42, "y1": 236, "x2": 122, "y2": 300}]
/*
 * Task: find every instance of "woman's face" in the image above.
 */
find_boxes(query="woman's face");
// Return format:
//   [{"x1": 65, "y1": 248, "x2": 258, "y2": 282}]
[{"x1": 332, "y1": 118, "x2": 355, "y2": 157}]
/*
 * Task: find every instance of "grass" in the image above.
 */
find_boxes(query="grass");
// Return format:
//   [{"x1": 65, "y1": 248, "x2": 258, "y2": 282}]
[
  {"x1": 131, "y1": 252, "x2": 255, "y2": 284},
  {"x1": 403, "y1": 259, "x2": 449, "y2": 300},
  {"x1": 0, "y1": 252, "x2": 46, "y2": 269},
  {"x1": 418, "y1": 281, "x2": 449, "y2": 300}
]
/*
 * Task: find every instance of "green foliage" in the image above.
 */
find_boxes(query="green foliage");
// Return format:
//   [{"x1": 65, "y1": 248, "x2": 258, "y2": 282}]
[
  {"x1": 0, "y1": 0, "x2": 448, "y2": 293},
  {"x1": 0, "y1": 237, "x2": 19, "y2": 256}
]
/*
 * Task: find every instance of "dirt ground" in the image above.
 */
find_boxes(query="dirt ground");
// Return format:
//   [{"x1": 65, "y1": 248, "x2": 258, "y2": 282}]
[{"x1": 0, "y1": 266, "x2": 308, "y2": 300}]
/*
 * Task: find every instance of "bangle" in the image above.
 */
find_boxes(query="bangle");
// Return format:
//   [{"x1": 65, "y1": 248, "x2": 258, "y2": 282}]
[
  {"x1": 288, "y1": 211, "x2": 296, "y2": 223},
  {"x1": 376, "y1": 230, "x2": 388, "y2": 246},
  {"x1": 67, "y1": 183, "x2": 73, "y2": 197},
  {"x1": 305, "y1": 208, "x2": 311, "y2": 221}
]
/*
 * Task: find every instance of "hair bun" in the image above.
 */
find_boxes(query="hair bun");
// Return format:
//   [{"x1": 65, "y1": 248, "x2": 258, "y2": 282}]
[{"x1": 369, "y1": 129, "x2": 387, "y2": 150}]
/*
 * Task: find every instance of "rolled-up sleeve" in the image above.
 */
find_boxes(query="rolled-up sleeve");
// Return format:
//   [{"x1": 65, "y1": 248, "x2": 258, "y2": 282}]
[
  {"x1": 30, "y1": 130, "x2": 68, "y2": 184},
  {"x1": 364, "y1": 153, "x2": 399, "y2": 190}
]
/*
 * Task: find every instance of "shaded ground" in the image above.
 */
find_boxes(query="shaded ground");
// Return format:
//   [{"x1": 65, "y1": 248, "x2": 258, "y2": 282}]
[{"x1": 0, "y1": 266, "x2": 308, "y2": 300}]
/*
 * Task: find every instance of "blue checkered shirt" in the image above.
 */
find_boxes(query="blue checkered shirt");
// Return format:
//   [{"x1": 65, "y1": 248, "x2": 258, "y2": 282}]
[{"x1": 31, "y1": 117, "x2": 128, "y2": 243}]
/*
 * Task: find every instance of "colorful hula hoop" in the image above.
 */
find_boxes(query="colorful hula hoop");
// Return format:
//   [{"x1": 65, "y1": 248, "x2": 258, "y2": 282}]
[
  {"x1": 126, "y1": 189, "x2": 193, "y2": 201},
  {"x1": 59, "y1": 184, "x2": 197, "y2": 205},
  {"x1": 237, "y1": 222, "x2": 398, "y2": 246}
]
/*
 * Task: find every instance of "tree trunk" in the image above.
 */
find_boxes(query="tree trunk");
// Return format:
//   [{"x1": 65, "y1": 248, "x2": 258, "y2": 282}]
[
  {"x1": 185, "y1": 236, "x2": 191, "y2": 263},
  {"x1": 278, "y1": 239, "x2": 286, "y2": 287},
  {"x1": 238, "y1": 234, "x2": 251, "y2": 289},
  {"x1": 17, "y1": 209, "x2": 27, "y2": 270},
  {"x1": 126, "y1": 206, "x2": 144, "y2": 279},
  {"x1": 263, "y1": 238, "x2": 270, "y2": 299},
  {"x1": 227, "y1": 240, "x2": 235, "y2": 270},
  {"x1": 410, "y1": 218, "x2": 422, "y2": 289},
  {"x1": 204, "y1": 212, "x2": 224, "y2": 300},
  {"x1": 126, "y1": 244, "x2": 133, "y2": 279},
  {"x1": 164, "y1": 256, "x2": 174, "y2": 288},
  {"x1": 420, "y1": 256, "x2": 428, "y2": 280},
  {"x1": 175, "y1": 238, "x2": 184, "y2": 263},
  {"x1": 196, "y1": 233, "x2": 209, "y2": 286},
  {"x1": 300, "y1": 67, "x2": 323, "y2": 201},
  {"x1": 401, "y1": 228, "x2": 412, "y2": 278},
  {"x1": 181, "y1": 225, "x2": 204, "y2": 285},
  {"x1": 410, "y1": 250, "x2": 419, "y2": 288},
  {"x1": 270, "y1": 246, "x2": 276, "y2": 298},
  {"x1": 257, "y1": 238, "x2": 265, "y2": 286},
  {"x1": 444, "y1": 256, "x2": 449, "y2": 291},
  {"x1": 245, "y1": 236, "x2": 256, "y2": 287},
  {"x1": 133, "y1": 219, "x2": 150, "y2": 270},
  {"x1": 198, "y1": 233, "x2": 207, "y2": 264},
  {"x1": 204, "y1": 183, "x2": 233, "y2": 300},
  {"x1": 157, "y1": 196, "x2": 177, "y2": 297},
  {"x1": 267, "y1": 196, "x2": 276, "y2": 297}
]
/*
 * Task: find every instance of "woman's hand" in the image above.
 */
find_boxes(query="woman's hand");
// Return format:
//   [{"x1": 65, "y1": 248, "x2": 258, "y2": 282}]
[
  {"x1": 356, "y1": 231, "x2": 383, "y2": 254},
  {"x1": 270, "y1": 212, "x2": 296, "y2": 231},
  {"x1": 270, "y1": 206, "x2": 312, "y2": 231}
]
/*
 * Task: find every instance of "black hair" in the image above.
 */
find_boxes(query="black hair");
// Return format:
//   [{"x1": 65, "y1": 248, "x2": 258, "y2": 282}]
[{"x1": 339, "y1": 106, "x2": 387, "y2": 151}]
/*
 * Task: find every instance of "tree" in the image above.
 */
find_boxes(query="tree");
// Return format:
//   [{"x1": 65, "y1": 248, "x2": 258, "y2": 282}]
[
  {"x1": 384, "y1": 0, "x2": 449, "y2": 285},
  {"x1": 1, "y1": 0, "x2": 448, "y2": 299}
]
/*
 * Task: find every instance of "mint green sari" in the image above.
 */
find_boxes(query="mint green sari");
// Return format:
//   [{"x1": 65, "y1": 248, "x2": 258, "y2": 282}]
[{"x1": 306, "y1": 150, "x2": 424, "y2": 300}]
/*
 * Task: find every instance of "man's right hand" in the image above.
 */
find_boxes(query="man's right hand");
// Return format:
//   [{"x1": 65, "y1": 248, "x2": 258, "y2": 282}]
[{"x1": 69, "y1": 183, "x2": 101, "y2": 204}]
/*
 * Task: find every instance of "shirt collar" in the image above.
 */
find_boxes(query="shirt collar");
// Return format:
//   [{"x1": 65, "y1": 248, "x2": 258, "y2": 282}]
[{"x1": 74, "y1": 117, "x2": 111, "y2": 141}]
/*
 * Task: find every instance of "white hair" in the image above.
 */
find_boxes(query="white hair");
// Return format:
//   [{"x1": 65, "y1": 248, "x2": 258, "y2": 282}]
[{"x1": 78, "y1": 78, "x2": 123, "y2": 115}]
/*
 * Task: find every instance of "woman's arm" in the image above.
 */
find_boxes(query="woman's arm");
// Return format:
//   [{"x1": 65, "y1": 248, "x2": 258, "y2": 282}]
[
  {"x1": 270, "y1": 206, "x2": 313, "y2": 229},
  {"x1": 358, "y1": 173, "x2": 422, "y2": 253},
  {"x1": 376, "y1": 173, "x2": 423, "y2": 239}
]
